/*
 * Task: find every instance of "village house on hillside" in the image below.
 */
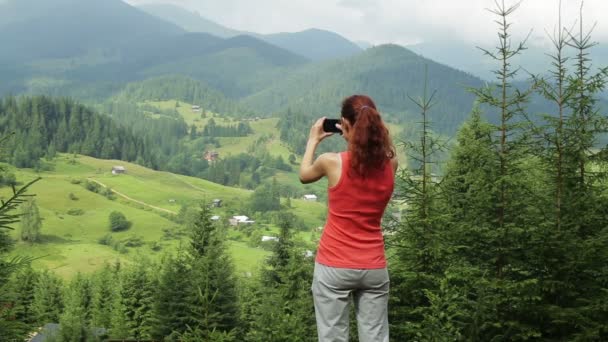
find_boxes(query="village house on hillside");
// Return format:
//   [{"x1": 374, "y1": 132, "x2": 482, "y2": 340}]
[
  {"x1": 204, "y1": 151, "x2": 219, "y2": 162},
  {"x1": 303, "y1": 194, "x2": 317, "y2": 201},
  {"x1": 191, "y1": 105, "x2": 201, "y2": 112},
  {"x1": 111, "y1": 165, "x2": 126, "y2": 175},
  {"x1": 229, "y1": 215, "x2": 255, "y2": 226},
  {"x1": 261, "y1": 236, "x2": 279, "y2": 242}
]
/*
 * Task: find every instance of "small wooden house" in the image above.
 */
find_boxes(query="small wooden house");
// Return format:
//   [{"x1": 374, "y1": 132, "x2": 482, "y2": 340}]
[{"x1": 111, "y1": 166, "x2": 126, "y2": 175}]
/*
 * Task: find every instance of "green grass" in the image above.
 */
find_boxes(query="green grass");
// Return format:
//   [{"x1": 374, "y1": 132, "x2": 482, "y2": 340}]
[{"x1": 4, "y1": 154, "x2": 324, "y2": 279}]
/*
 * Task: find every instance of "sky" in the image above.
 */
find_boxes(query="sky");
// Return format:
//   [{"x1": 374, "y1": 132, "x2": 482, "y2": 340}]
[{"x1": 124, "y1": 0, "x2": 608, "y2": 47}]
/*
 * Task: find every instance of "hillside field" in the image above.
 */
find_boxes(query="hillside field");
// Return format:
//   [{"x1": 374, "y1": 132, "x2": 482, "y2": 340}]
[{"x1": 3, "y1": 154, "x2": 326, "y2": 279}]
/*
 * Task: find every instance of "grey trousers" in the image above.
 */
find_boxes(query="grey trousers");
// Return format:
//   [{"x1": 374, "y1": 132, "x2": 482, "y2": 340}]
[{"x1": 311, "y1": 262, "x2": 390, "y2": 342}]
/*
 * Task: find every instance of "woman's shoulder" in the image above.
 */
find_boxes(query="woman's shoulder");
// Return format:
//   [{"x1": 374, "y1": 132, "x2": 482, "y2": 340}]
[{"x1": 318, "y1": 152, "x2": 342, "y2": 165}]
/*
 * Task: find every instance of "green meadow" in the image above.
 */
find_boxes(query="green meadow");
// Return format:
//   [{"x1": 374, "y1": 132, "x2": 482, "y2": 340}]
[{"x1": 3, "y1": 154, "x2": 326, "y2": 279}]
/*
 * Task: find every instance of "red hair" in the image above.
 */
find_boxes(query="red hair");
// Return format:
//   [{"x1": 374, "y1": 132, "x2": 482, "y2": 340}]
[{"x1": 341, "y1": 95, "x2": 395, "y2": 177}]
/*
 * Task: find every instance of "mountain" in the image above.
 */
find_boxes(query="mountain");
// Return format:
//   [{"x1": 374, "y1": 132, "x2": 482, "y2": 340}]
[
  {"x1": 138, "y1": 3, "x2": 240, "y2": 38},
  {"x1": 409, "y1": 39, "x2": 608, "y2": 82},
  {"x1": 262, "y1": 29, "x2": 362, "y2": 61},
  {"x1": 136, "y1": 3, "x2": 362, "y2": 61},
  {"x1": 0, "y1": 0, "x2": 308, "y2": 98},
  {"x1": 241, "y1": 44, "x2": 484, "y2": 133},
  {"x1": 0, "y1": 0, "x2": 184, "y2": 63}
]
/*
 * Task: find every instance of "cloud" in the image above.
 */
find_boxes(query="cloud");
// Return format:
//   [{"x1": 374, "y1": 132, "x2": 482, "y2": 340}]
[{"x1": 126, "y1": 0, "x2": 608, "y2": 46}]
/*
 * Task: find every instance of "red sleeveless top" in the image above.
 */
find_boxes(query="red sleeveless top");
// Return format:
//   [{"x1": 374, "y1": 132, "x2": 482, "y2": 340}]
[{"x1": 316, "y1": 151, "x2": 394, "y2": 269}]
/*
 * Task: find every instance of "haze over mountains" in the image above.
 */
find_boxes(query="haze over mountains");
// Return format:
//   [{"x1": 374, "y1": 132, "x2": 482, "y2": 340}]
[{"x1": 3, "y1": 0, "x2": 603, "y2": 134}]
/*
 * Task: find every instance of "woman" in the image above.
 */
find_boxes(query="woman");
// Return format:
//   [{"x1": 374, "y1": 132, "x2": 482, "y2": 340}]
[{"x1": 299, "y1": 94, "x2": 397, "y2": 342}]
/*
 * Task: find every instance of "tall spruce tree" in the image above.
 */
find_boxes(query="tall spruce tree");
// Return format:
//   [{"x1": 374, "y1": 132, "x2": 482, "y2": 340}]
[
  {"x1": 151, "y1": 248, "x2": 194, "y2": 340},
  {"x1": 0, "y1": 132, "x2": 40, "y2": 339},
  {"x1": 182, "y1": 204, "x2": 240, "y2": 338},
  {"x1": 437, "y1": 1, "x2": 545, "y2": 339},
  {"x1": 388, "y1": 67, "x2": 450, "y2": 339},
  {"x1": 31, "y1": 270, "x2": 64, "y2": 325},
  {"x1": 245, "y1": 215, "x2": 316, "y2": 342}
]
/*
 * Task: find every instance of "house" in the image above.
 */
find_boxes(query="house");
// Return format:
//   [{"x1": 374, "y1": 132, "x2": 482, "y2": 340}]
[
  {"x1": 304, "y1": 250, "x2": 314, "y2": 258},
  {"x1": 111, "y1": 166, "x2": 126, "y2": 175},
  {"x1": 211, "y1": 215, "x2": 220, "y2": 221},
  {"x1": 261, "y1": 236, "x2": 279, "y2": 242},
  {"x1": 303, "y1": 194, "x2": 318, "y2": 201},
  {"x1": 168, "y1": 199, "x2": 176, "y2": 203},
  {"x1": 229, "y1": 215, "x2": 255, "y2": 226},
  {"x1": 191, "y1": 105, "x2": 201, "y2": 112},
  {"x1": 212, "y1": 199, "x2": 222, "y2": 207},
  {"x1": 204, "y1": 151, "x2": 219, "y2": 162}
]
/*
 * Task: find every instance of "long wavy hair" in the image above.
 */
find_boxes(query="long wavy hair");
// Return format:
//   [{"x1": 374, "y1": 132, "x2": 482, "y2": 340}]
[{"x1": 341, "y1": 95, "x2": 395, "y2": 177}]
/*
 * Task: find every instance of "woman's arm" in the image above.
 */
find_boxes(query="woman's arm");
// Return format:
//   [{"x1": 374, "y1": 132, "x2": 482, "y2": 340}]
[{"x1": 299, "y1": 117, "x2": 334, "y2": 184}]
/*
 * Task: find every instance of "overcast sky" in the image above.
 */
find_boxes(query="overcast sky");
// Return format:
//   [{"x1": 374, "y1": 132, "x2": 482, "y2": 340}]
[{"x1": 124, "y1": 0, "x2": 608, "y2": 47}]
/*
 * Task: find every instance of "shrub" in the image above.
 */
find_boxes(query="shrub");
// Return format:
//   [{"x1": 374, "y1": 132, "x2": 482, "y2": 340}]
[
  {"x1": 122, "y1": 235, "x2": 144, "y2": 248},
  {"x1": 98, "y1": 234, "x2": 114, "y2": 245},
  {"x1": 66, "y1": 208, "x2": 84, "y2": 216},
  {"x1": 68, "y1": 193, "x2": 78, "y2": 201},
  {"x1": 85, "y1": 180, "x2": 101, "y2": 193},
  {"x1": 108, "y1": 211, "x2": 130, "y2": 232}
]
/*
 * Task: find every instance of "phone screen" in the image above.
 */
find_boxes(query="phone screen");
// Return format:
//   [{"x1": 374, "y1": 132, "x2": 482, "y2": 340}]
[{"x1": 322, "y1": 118, "x2": 342, "y2": 134}]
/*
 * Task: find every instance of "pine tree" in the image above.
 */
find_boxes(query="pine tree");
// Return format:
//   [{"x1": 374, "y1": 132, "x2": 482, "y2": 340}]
[
  {"x1": 31, "y1": 270, "x2": 64, "y2": 325},
  {"x1": 0, "y1": 134, "x2": 40, "y2": 340},
  {"x1": 246, "y1": 217, "x2": 316, "y2": 342},
  {"x1": 114, "y1": 259, "x2": 156, "y2": 339},
  {"x1": 58, "y1": 283, "x2": 89, "y2": 342},
  {"x1": 20, "y1": 198, "x2": 42, "y2": 243},
  {"x1": 151, "y1": 249, "x2": 194, "y2": 340},
  {"x1": 90, "y1": 264, "x2": 117, "y2": 330},
  {"x1": 187, "y1": 204, "x2": 240, "y2": 337},
  {"x1": 388, "y1": 66, "x2": 450, "y2": 339}
]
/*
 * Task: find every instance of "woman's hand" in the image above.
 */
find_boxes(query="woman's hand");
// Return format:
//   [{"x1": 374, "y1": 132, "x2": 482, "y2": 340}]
[{"x1": 308, "y1": 117, "x2": 334, "y2": 143}]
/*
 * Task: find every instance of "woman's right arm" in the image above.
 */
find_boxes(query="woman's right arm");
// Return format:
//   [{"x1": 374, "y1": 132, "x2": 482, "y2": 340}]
[{"x1": 299, "y1": 117, "x2": 333, "y2": 184}]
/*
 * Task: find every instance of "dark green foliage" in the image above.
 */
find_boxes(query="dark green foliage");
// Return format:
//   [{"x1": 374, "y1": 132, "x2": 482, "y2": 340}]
[
  {"x1": 151, "y1": 250, "x2": 193, "y2": 340},
  {"x1": 249, "y1": 179, "x2": 281, "y2": 212},
  {"x1": 188, "y1": 204, "x2": 240, "y2": 335},
  {"x1": 20, "y1": 198, "x2": 41, "y2": 243},
  {"x1": 0, "y1": 96, "x2": 150, "y2": 168},
  {"x1": 108, "y1": 211, "x2": 130, "y2": 232},
  {"x1": 114, "y1": 260, "x2": 156, "y2": 340},
  {"x1": 0, "y1": 134, "x2": 40, "y2": 340},
  {"x1": 203, "y1": 118, "x2": 253, "y2": 137},
  {"x1": 245, "y1": 218, "x2": 316, "y2": 342},
  {"x1": 90, "y1": 264, "x2": 118, "y2": 330},
  {"x1": 31, "y1": 270, "x2": 64, "y2": 325},
  {"x1": 116, "y1": 75, "x2": 251, "y2": 117}
]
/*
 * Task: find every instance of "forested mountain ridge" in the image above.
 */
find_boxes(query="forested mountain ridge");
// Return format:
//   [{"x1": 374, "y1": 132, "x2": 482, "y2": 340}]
[
  {"x1": 0, "y1": 0, "x2": 184, "y2": 63},
  {"x1": 0, "y1": 0, "x2": 580, "y2": 138},
  {"x1": 244, "y1": 44, "x2": 483, "y2": 133},
  {"x1": 138, "y1": 3, "x2": 363, "y2": 61}
]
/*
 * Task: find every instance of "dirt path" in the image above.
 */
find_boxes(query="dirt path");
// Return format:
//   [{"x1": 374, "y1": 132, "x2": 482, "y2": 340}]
[
  {"x1": 169, "y1": 173, "x2": 208, "y2": 193},
  {"x1": 87, "y1": 178, "x2": 177, "y2": 215}
]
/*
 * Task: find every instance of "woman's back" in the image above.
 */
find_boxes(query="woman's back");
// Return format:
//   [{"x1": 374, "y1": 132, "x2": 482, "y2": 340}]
[{"x1": 317, "y1": 151, "x2": 394, "y2": 269}]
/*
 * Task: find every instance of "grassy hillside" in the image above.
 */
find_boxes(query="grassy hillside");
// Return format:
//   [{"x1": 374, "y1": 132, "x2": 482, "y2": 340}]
[{"x1": 3, "y1": 154, "x2": 326, "y2": 279}]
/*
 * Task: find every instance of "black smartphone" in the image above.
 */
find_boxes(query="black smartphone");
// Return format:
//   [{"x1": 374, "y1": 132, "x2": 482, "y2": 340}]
[{"x1": 322, "y1": 118, "x2": 342, "y2": 134}]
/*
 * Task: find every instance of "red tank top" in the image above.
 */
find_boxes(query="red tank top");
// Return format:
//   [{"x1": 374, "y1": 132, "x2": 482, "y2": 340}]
[{"x1": 316, "y1": 151, "x2": 394, "y2": 269}]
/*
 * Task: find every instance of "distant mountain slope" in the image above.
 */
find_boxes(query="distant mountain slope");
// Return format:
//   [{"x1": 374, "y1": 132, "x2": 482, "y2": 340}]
[
  {"x1": 0, "y1": 0, "x2": 309, "y2": 99},
  {"x1": 138, "y1": 3, "x2": 241, "y2": 38},
  {"x1": 0, "y1": 0, "x2": 184, "y2": 62},
  {"x1": 409, "y1": 40, "x2": 608, "y2": 82},
  {"x1": 137, "y1": 3, "x2": 362, "y2": 61},
  {"x1": 262, "y1": 29, "x2": 362, "y2": 61},
  {"x1": 241, "y1": 44, "x2": 484, "y2": 133}
]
